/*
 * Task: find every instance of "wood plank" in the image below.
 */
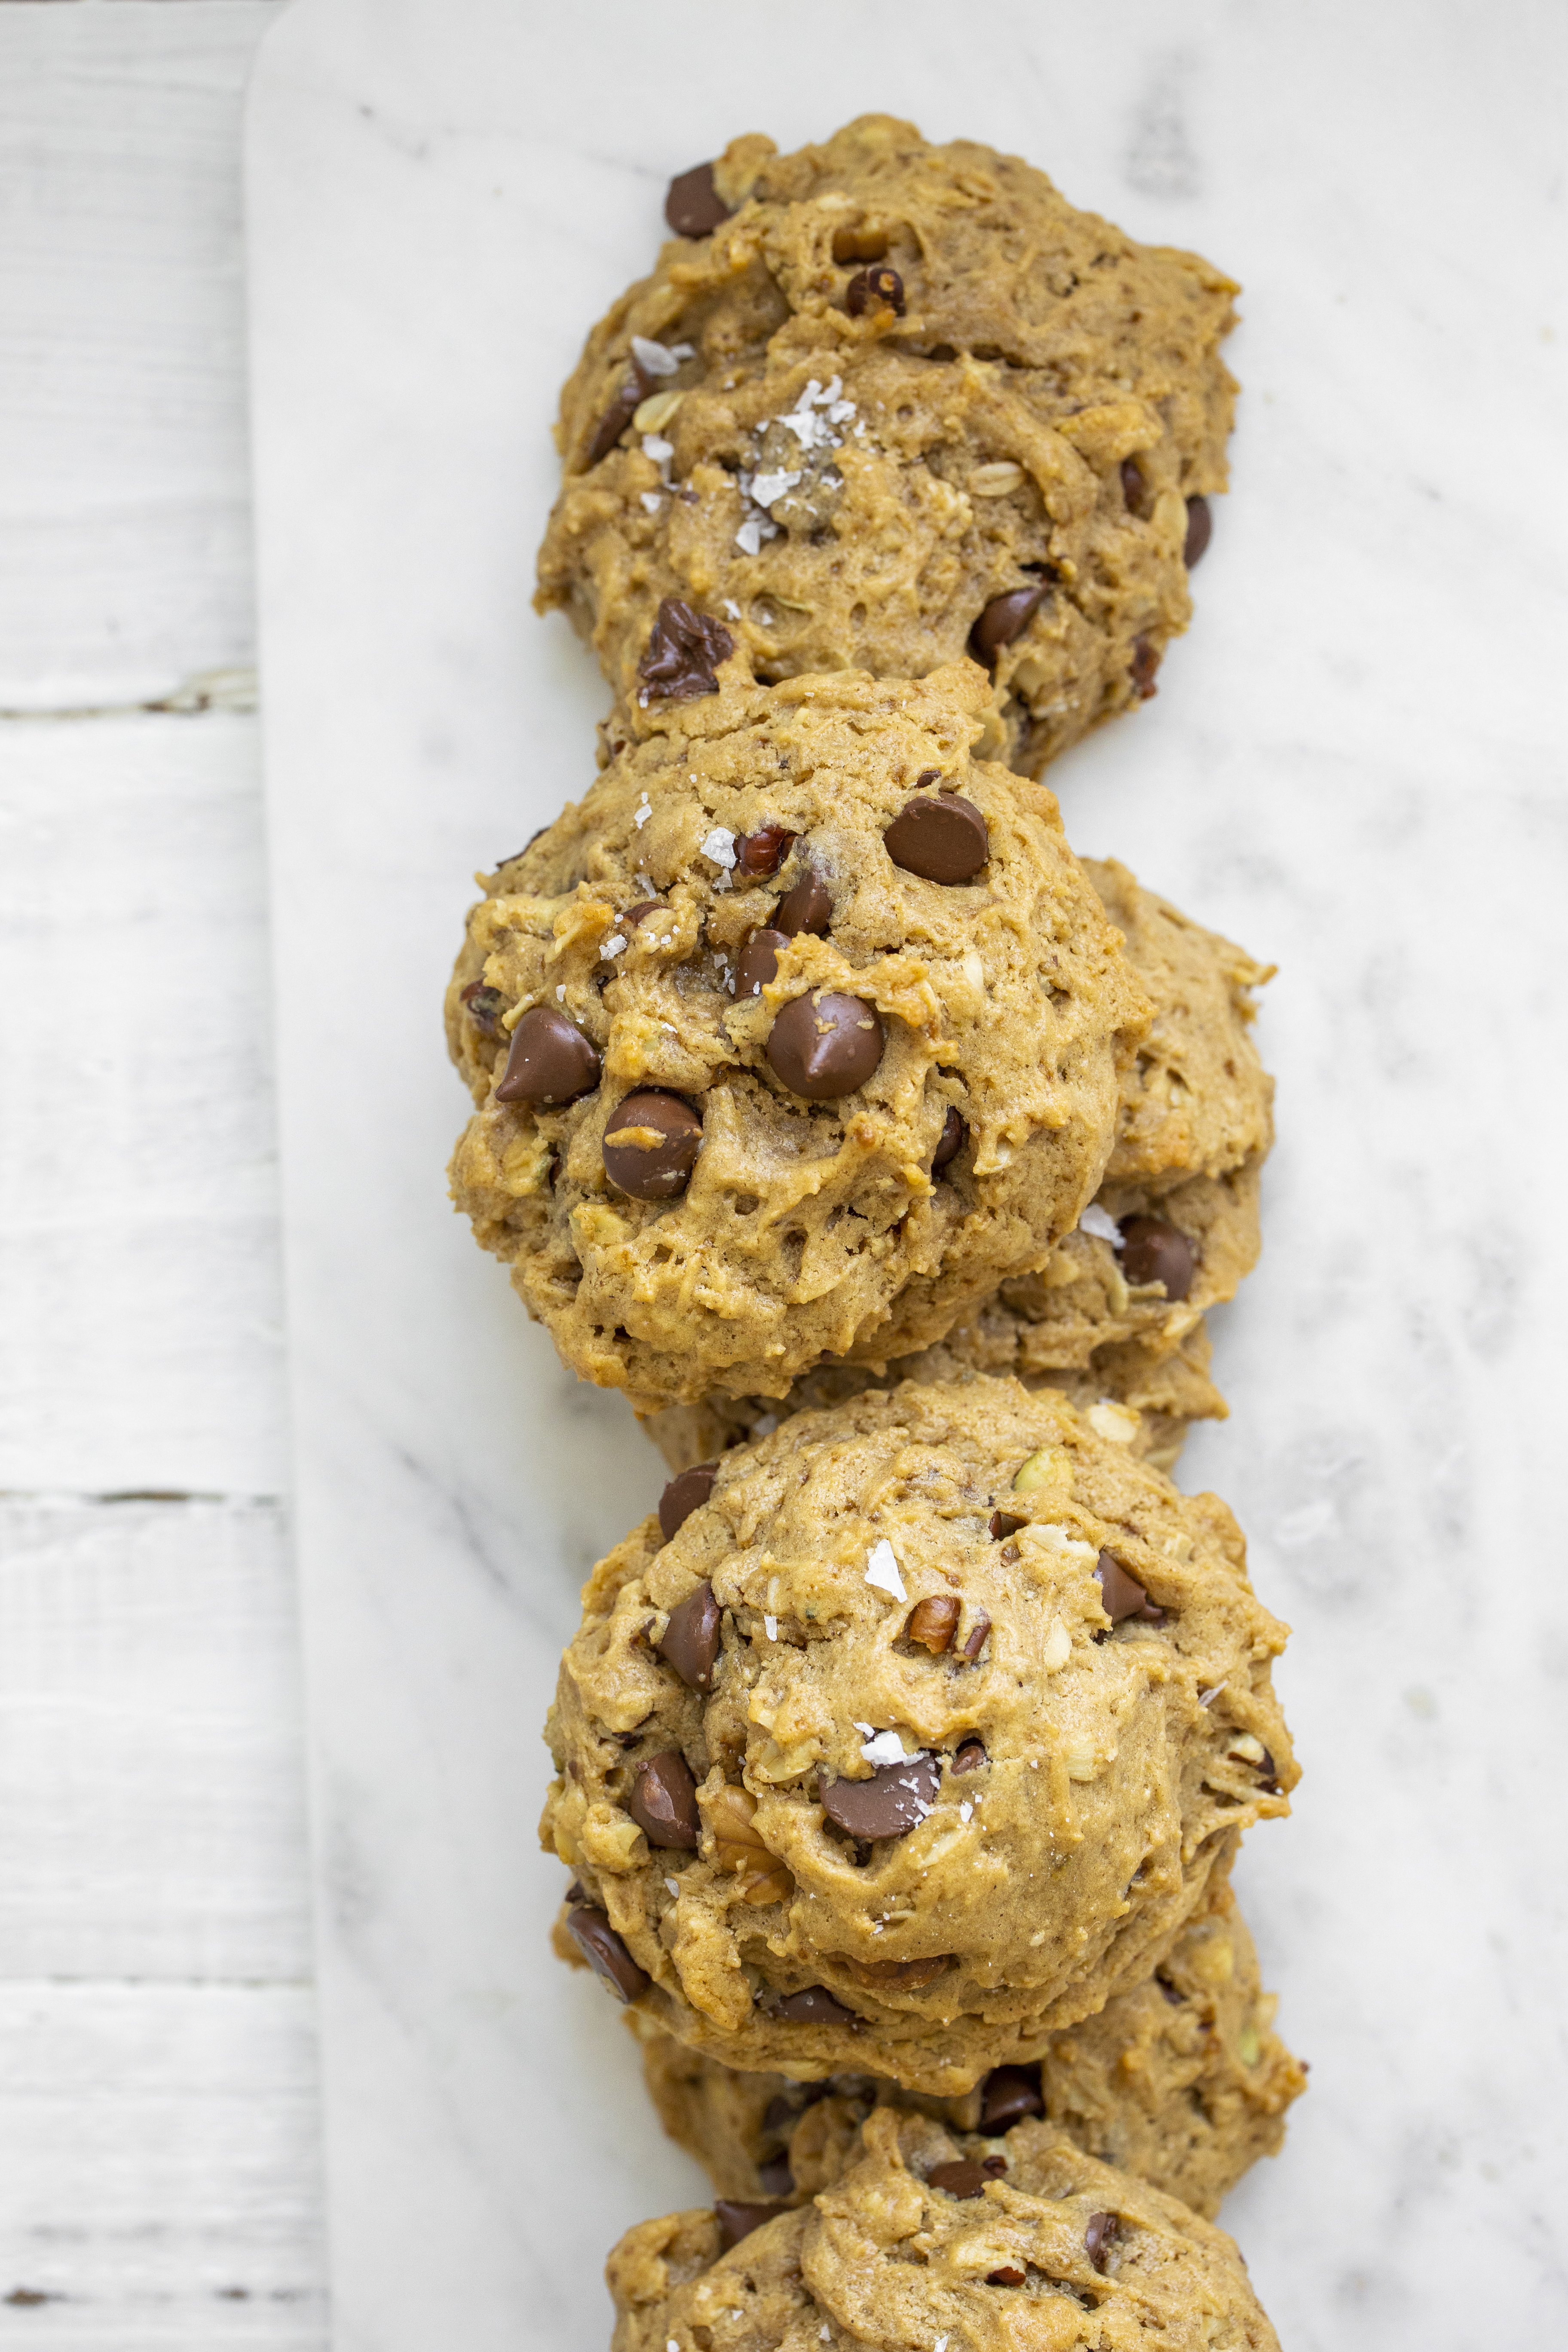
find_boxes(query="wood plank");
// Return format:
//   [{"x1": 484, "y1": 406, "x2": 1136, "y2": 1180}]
[
  {"x1": 0, "y1": 4, "x2": 282, "y2": 710},
  {"x1": 0, "y1": 1981, "x2": 325, "y2": 2347},
  {"x1": 0, "y1": 1498, "x2": 311, "y2": 1985},
  {"x1": 0, "y1": 713, "x2": 288, "y2": 1494}
]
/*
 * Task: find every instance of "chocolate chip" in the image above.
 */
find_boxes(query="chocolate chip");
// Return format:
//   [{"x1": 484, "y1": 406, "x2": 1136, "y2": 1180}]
[
  {"x1": 952, "y1": 1739, "x2": 987, "y2": 1775},
  {"x1": 1118, "y1": 1215, "x2": 1196, "y2": 1300},
  {"x1": 773, "y1": 864, "x2": 832, "y2": 937},
  {"x1": 659, "y1": 1464, "x2": 717, "y2": 1544},
  {"x1": 971, "y1": 582, "x2": 1047, "y2": 664},
  {"x1": 931, "y1": 1106, "x2": 966, "y2": 1171},
  {"x1": 665, "y1": 162, "x2": 731, "y2": 239},
  {"x1": 1156, "y1": 1972, "x2": 1182, "y2": 2005},
  {"x1": 566, "y1": 1907, "x2": 649, "y2": 2003},
  {"x1": 603, "y1": 1089, "x2": 703, "y2": 1199},
  {"x1": 1255, "y1": 1745, "x2": 1280, "y2": 1788},
  {"x1": 735, "y1": 927, "x2": 789, "y2": 998},
  {"x1": 493, "y1": 1005, "x2": 601, "y2": 1107},
  {"x1": 637, "y1": 596, "x2": 734, "y2": 704},
  {"x1": 1084, "y1": 2211, "x2": 1119, "y2": 2272},
  {"x1": 1094, "y1": 1550, "x2": 1155, "y2": 1626},
  {"x1": 767, "y1": 992, "x2": 884, "y2": 1099},
  {"x1": 845, "y1": 263, "x2": 905, "y2": 317},
  {"x1": 763, "y1": 2085, "x2": 827, "y2": 2136},
  {"x1": 819, "y1": 1752, "x2": 939, "y2": 1841},
  {"x1": 628, "y1": 1751, "x2": 701, "y2": 1849},
  {"x1": 904, "y1": 1595, "x2": 959, "y2": 1654},
  {"x1": 774, "y1": 1985, "x2": 855, "y2": 2024},
  {"x1": 989, "y1": 1512, "x2": 1024, "y2": 1542},
  {"x1": 1184, "y1": 494, "x2": 1213, "y2": 568},
  {"x1": 980, "y1": 2064, "x2": 1044, "y2": 2130},
  {"x1": 564, "y1": 1880, "x2": 585, "y2": 1905},
  {"x1": 986, "y1": 2266, "x2": 1027, "y2": 2286},
  {"x1": 657, "y1": 1578, "x2": 722, "y2": 1688},
  {"x1": 883, "y1": 791, "x2": 988, "y2": 885},
  {"x1": 914, "y1": 768, "x2": 941, "y2": 788},
  {"x1": 756, "y1": 2157, "x2": 794, "y2": 2196},
  {"x1": 1130, "y1": 636, "x2": 1160, "y2": 699},
  {"x1": 460, "y1": 980, "x2": 506, "y2": 1036},
  {"x1": 927, "y1": 2159, "x2": 989, "y2": 2199},
  {"x1": 625, "y1": 899, "x2": 669, "y2": 928},
  {"x1": 713, "y1": 2199, "x2": 788, "y2": 2249},
  {"x1": 958, "y1": 1610, "x2": 992, "y2": 1661},
  {"x1": 735, "y1": 823, "x2": 796, "y2": 878},
  {"x1": 1121, "y1": 457, "x2": 1149, "y2": 517},
  {"x1": 981, "y1": 2155, "x2": 1008, "y2": 2177},
  {"x1": 585, "y1": 363, "x2": 649, "y2": 469}
]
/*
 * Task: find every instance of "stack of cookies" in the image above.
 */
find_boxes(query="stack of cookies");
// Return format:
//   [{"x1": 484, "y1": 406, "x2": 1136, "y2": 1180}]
[{"x1": 446, "y1": 117, "x2": 1298, "y2": 2352}]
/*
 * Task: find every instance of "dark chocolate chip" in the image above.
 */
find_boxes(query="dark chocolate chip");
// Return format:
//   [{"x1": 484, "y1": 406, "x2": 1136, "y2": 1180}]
[
  {"x1": 665, "y1": 162, "x2": 731, "y2": 239},
  {"x1": 952, "y1": 1739, "x2": 987, "y2": 1775},
  {"x1": 659, "y1": 1464, "x2": 717, "y2": 1544},
  {"x1": 756, "y1": 2157, "x2": 794, "y2": 2196},
  {"x1": 1256, "y1": 1745, "x2": 1279, "y2": 1786},
  {"x1": 987, "y1": 2266, "x2": 1027, "y2": 2286},
  {"x1": 1118, "y1": 1215, "x2": 1196, "y2": 1300},
  {"x1": 585, "y1": 363, "x2": 649, "y2": 469},
  {"x1": 904, "y1": 1595, "x2": 959, "y2": 1655},
  {"x1": 819, "y1": 1752, "x2": 939, "y2": 1841},
  {"x1": 1085, "y1": 2211, "x2": 1120, "y2": 2272},
  {"x1": 625, "y1": 899, "x2": 669, "y2": 928},
  {"x1": 914, "y1": 768, "x2": 941, "y2": 787},
  {"x1": 460, "y1": 980, "x2": 506, "y2": 1036},
  {"x1": 603, "y1": 1089, "x2": 704, "y2": 1199},
  {"x1": 735, "y1": 823, "x2": 796, "y2": 879},
  {"x1": 927, "y1": 2159, "x2": 989, "y2": 2199},
  {"x1": 735, "y1": 927, "x2": 789, "y2": 998},
  {"x1": 713, "y1": 2199, "x2": 788, "y2": 2249},
  {"x1": 774, "y1": 1984, "x2": 855, "y2": 2025},
  {"x1": 989, "y1": 1512, "x2": 1025, "y2": 1542},
  {"x1": 767, "y1": 991, "x2": 884, "y2": 1099},
  {"x1": 657, "y1": 1578, "x2": 722, "y2": 1689},
  {"x1": 931, "y1": 1106, "x2": 966, "y2": 1170},
  {"x1": 958, "y1": 1609, "x2": 992, "y2": 1661},
  {"x1": 1184, "y1": 494, "x2": 1213, "y2": 568},
  {"x1": 981, "y1": 2155, "x2": 1008, "y2": 2177},
  {"x1": 971, "y1": 582, "x2": 1047, "y2": 664},
  {"x1": 628, "y1": 1751, "x2": 701, "y2": 1850},
  {"x1": 637, "y1": 596, "x2": 734, "y2": 704},
  {"x1": 1130, "y1": 636, "x2": 1160, "y2": 699},
  {"x1": 494, "y1": 1005, "x2": 601, "y2": 1106},
  {"x1": 1095, "y1": 1550, "x2": 1155, "y2": 1625},
  {"x1": 883, "y1": 792, "x2": 988, "y2": 885},
  {"x1": 773, "y1": 864, "x2": 832, "y2": 937},
  {"x1": 566, "y1": 1907, "x2": 649, "y2": 2003},
  {"x1": 980, "y1": 2064, "x2": 1044, "y2": 2131},
  {"x1": 1120, "y1": 457, "x2": 1149, "y2": 517},
  {"x1": 845, "y1": 263, "x2": 905, "y2": 317}
]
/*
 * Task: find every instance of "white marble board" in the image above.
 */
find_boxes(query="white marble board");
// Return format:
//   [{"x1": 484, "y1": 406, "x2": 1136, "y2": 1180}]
[{"x1": 246, "y1": 3, "x2": 1568, "y2": 2345}]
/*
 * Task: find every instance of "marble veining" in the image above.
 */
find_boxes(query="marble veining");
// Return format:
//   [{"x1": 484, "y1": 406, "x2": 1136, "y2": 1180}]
[{"x1": 248, "y1": 2, "x2": 1568, "y2": 2344}]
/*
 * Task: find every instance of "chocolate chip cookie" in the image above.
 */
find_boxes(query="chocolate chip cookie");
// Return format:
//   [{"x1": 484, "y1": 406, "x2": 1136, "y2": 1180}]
[
  {"x1": 606, "y1": 2106, "x2": 1281, "y2": 2351},
  {"x1": 541, "y1": 1377, "x2": 1293, "y2": 2093},
  {"x1": 640, "y1": 857, "x2": 1271, "y2": 1464},
  {"x1": 447, "y1": 665, "x2": 1148, "y2": 1409},
  {"x1": 537, "y1": 115, "x2": 1237, "y2": 779},
  {"x1": 629, "y1": 1873, "x2": 1305, "y2": 2222}
]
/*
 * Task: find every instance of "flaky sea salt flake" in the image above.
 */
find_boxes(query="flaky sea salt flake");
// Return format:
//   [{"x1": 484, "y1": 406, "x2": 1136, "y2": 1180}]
[
  {"x1": 701, "y1": 827, "x2": 738, "y2": 870},
  {"x1": 864, "y1": 1540, "x2": 906, "y2": 1601},
  {"x1": 632, "y1": 335, "x2": 681, "y2": 377},
  {"x1": 1080, "y1": 1202, "x2": 1121, "y2": 1245}
]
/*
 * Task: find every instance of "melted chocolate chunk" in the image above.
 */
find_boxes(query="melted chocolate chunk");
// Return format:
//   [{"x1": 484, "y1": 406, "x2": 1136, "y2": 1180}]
[
  {"x1": 883, "y1": 791, "x2": 989, "y2": 884},
  {"x1": 658, "y1": 1464, "x2": 717, "y2": 1544},
  {"x1": 1120, "y1": 456, "x2": 1148, "y2": 516},
  {"x1": 989, "y1": 1512, "x2": 1025, "y2": 1541},
  {"x1": 566, "y1": 1907, "x2": 649, "y2": 2003},
  {"x1": 773, "y1": 1984, "x2": 854, "y2": 2025},
  {"x1": 735, "y1": 926, "x2": 789, "y2": 998},
  {"x1": 971, "y1": 582, "x2": 1047, "y2": 664},
  {"x1": 637, "y1": 596, "x2": 734, "y2": 704},
  {"x1": 845, "y1": 263, "x2": 906, "y2": 317},
  {"x1": 931, "y1": 1106, "x2": 966, "y2": 1170},
  {"x1": 628, "y1": 1751, "x2": 700, "y2": 1850},
  {"x1": 734, "y1": 822, "x2": 796, "y2": 878},
  {"x1": 958, "y1": 1609, "x2": 992, "y2": 1661},
  {"x1": 987, "y1": 2266, "x2": 1027, "y2": 2286},
  {"x1": 657, "y1": 1578, "x2": 722, "y2": 1689},
  {"x1": 980, "y1": 2064, "x2": 1044, "y2": 2130},
  {"x1": 767, "y1": 991, "x2": 884, "y2": 1099},
  {"x1": 602, "y1": 1089, "x2": 703, "y2": 1199},
  {"x1": 585, "y1": 362, "x2": 649, "y2": 469},
  {"x1": 625, "y1": 898, "x2": 669, "y2": 928},
  {"x1": 1184, "y1": 494, "x2": 1213, "y2": 567},
  {"x1": 665, "y1": 162, "x2": 731, "y2": 239},
  {"x1": 772, "y1": 864, "x2": 832, "y2": 937},
  {"x1": 1118, "y1": 1214, "x2": 1196, "y2": 1299},
  {"x1": 493, "y1": 1005, "x2": 600, "y2": 1106},
  {"x1": 1130, "y1": 636, "x2": 1161, "y2": 699},
  {"x1": 819, "y1": 1752, "x2": 939, "y2": 1841},
  {"x1": 1085, "y1": 2211, "x2": 1120, "y2": 2272},
  {"x1": 927, "y1": 2159, "x2": 990, "y2": 2199},
  {"x1": 713, "y1": 2199, "x2": 788, "y2": 2248},
  {"x1": 460, "y1": 980, "x2": 506, "y2": 1036}
]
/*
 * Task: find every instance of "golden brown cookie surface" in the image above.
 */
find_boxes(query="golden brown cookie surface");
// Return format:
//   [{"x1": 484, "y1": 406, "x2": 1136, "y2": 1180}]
[
  {"x1": 542, "y1": 1378, "x2": 1293, "y2": 2092},
  {"x1": 448, "y1": 668, "x2": 1148, "y2": 1408},
  {"x1": 539, "y1": 116, "x2": 1237, "y2": 778},
  {"x1": 607, "y1": 2107, "x2": 1281, "y2": 2351}
]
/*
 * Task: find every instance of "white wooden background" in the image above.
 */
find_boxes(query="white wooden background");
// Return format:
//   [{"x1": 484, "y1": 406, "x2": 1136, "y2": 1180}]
[{"x1": 0, "y1": 6, "x2": 326, "y2": 2343}]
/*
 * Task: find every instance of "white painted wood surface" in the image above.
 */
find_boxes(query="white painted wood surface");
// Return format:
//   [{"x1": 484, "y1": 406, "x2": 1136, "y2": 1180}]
[{"x1": 0, "y1": 6, "x2": 323, "y2": 2343}]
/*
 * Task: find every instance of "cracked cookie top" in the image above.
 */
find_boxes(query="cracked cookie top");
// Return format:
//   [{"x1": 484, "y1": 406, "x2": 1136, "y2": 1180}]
[{"x1": 537, "y1": 114, "x2": 1237, "y2": 778}]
